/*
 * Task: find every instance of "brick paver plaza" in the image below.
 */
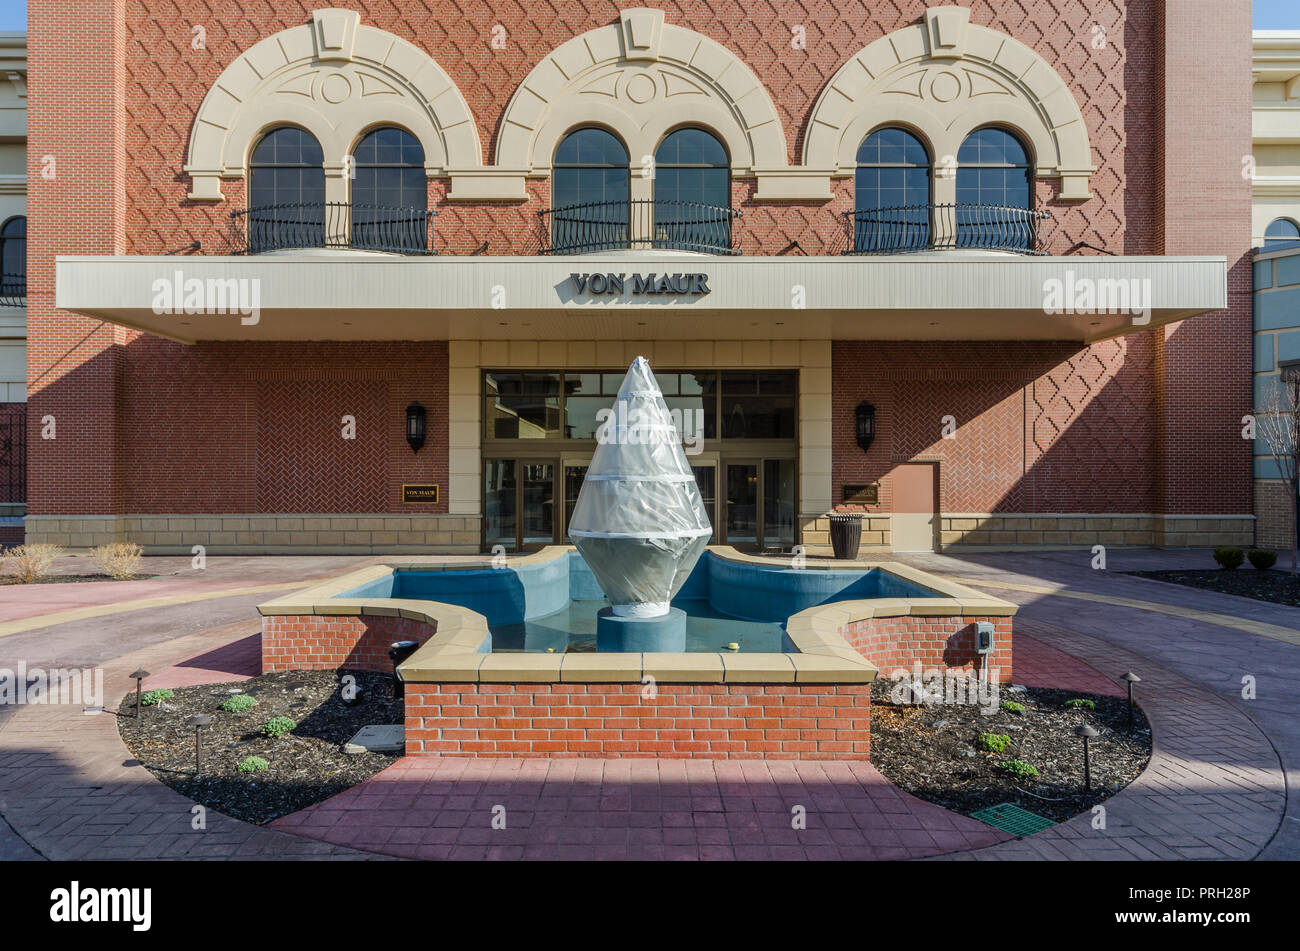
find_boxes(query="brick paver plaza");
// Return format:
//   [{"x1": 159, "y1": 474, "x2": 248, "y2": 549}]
[{"x1": 0, "y1": 550, "x2": 1294, "y2": 861}]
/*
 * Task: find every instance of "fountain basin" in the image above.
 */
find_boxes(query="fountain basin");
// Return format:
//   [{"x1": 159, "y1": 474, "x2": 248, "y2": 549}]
[{"x1": 257, "y1": 546, "x2": 1017, "y2": 759}]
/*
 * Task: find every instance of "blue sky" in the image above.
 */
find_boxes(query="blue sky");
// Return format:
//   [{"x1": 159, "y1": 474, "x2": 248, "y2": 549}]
[
  {"x1": 0, "y1": 1, "x2": 21, "y2": 31},
  {"x1": 1256, "y1": 0, "x2": 1300, "y2": 29},
  {"x1": 0, "y1": 2, "x2": 1293, "y2": 38}
]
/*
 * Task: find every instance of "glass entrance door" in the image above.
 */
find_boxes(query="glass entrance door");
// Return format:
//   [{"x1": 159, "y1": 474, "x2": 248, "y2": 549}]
[
  {"x1": 484, "y1": 459, "x2": 516, "y2": 551},
  {"x1": 691, "y1": 463, "x2": 718, "y2": 542},
  {"x1": 722, "y1": 458, "x2": 796, "y2": 550},
  {"x1": 562, "y1": 462, "x2": 588, "y2": 542},
  {"x1": 521, "y1": 462, "x2": 555, "y2": 549},
  {"x1": 484, "y1": 458, "x2": 557, "y2": 551},
  {"x1": 724, "y1": 462, "x2": 759, "y2": 547}
]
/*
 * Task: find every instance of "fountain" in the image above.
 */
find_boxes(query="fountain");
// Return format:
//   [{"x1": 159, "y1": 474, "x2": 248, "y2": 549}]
[{"x1": 566, "y1": 357, "x2": 713, "y2": 651}]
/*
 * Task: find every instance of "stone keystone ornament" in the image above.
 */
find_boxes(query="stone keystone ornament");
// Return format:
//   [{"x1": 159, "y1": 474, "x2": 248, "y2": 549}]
[{"x1": 568, "y1": 356, "x2": 712, "y2": 618}]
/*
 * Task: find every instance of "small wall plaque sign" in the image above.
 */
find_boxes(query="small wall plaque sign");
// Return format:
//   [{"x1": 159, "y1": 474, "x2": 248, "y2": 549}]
[
  {"x1": 402, "y1": 483, "x2": 439, "y2": 504},
  {"x1": 841, "y1": 483, "x2": 879, "y2": 504}
]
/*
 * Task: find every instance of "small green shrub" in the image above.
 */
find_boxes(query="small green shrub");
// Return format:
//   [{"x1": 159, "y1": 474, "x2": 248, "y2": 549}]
[
  {"x1": 1064, "y1": 698, "x2": 1096, "y2": 710},
  {"x1": 1248, "y1": 549, "x2": 1278, "y2": 571},
  {"x1": 999, "y1": 700, "x2": 1025, "y2": 715},
  {"x1": 999, "y1": 759, "x2": 1038, "y2": 779},
  {"x1": 976, "y1": 733, "x2": 1011, "y2": 753},
  {"x1": 1213, "y1": 547, "x2": 1244, "y2": 570},
  {"x1": 221, "y1": 694, "x2": 257, "y2": 712},
  {"x1": 139, "y1": 688, "x2": 174, "y2": 707},
  {"x1": 237, "y1": 756, "x2": 269, "y2": 774},
  {"x1": 261, "y1": 716, "x2": 297, "y2": 739}
]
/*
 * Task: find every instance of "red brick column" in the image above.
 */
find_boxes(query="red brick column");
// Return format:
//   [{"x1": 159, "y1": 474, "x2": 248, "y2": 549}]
[
  {"x1": 1153, "y1": 0, "x2": 1254, "y2": 523},
  {"x1": 27, "y1": 0, "x2": 128, "y2": 521}
]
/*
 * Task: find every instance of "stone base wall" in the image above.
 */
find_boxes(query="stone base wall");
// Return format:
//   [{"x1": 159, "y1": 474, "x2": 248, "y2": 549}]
[
  {"x1": 404, "y1": 682, "x2": 871, "y2": 759},
  {"x1": 25, "y1": 514, "x2": 482, "y2": 554},
  {"x1": 937, "y1": 514, "x2": 1254, "y2": 549},
  {"x1": 799, "y1": 514, "x2": 891, "y2": 557},
  {"x1": 262, "y1": 614, "x2": 433, "y2": 673}
]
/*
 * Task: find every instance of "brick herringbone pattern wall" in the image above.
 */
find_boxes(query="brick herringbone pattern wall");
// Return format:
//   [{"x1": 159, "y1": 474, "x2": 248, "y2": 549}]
[
  {"x1": 118, "y1": 340, "x2": 449, "y2": 514},
  {"x1": 833, "y1": 339, "x2": 1164, "y2": 515}
]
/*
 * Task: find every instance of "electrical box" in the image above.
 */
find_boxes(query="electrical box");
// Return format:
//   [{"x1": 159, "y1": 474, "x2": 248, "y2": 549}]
[{"x1": 974, "y1": 621, "x2": 995, "y2": 654}]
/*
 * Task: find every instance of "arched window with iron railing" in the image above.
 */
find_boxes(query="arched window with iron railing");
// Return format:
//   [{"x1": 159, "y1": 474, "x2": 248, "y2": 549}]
[
  {"x1": 350, "y1": 127, "x2": 431, "y2": 253},
  {"x1": 246, "y1": 127, "x2": 326, "y2": 253},
  {"x1": 0, "y1": 216, "x2": 24, "y2": 306},
  {"x1": 956, "y1": 127, "x2": 1038, "y2": 251},
  {"x1": 851, "y1": 127, "x2": 931, "y2": 253},
  {"x1": 549, "y1": 128, "x2": 630, "y2": 253},
  {"x1": 653, "y1": 128, "x2": 732, "y2": 253}
]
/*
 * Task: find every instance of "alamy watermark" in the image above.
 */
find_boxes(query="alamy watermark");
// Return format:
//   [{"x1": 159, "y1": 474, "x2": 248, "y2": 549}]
[
  {"x1": 595, "y1": 399, "x2": 706, "y2": 456},
  {"x1": 888, "y1": 662, "x2": 1001, "y2": 715},
  {"x1": 0, "y1": 664, "x2": 104, "y2": 708},
  {"x1": 1042, "y1": 270, "x2": 1150, "y2": 326},
  {"x1": 151, "y1": 269, "x2": 261, "y2": 326}
]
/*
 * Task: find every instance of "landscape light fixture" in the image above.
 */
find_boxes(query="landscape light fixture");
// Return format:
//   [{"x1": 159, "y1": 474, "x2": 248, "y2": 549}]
[
  {"x1": 1074, "y1": 724, "x2": 1100, "y2": 792},
  {"x1": 405, "y1": 402, "x2": 426, "y2": 454},
  {"x1": 186, "y1": 713, "x2": 213, "y2": 774},
  {"x1": 130, "y1": 669, "x2": 150, "y2": 718},
  {"x1": 389, "y1": 640, "x2": 420, "y2": 700},
  {"x1": 1121, "y1": 671, "x2": 1141, "y2": 733},
  {"x1": 855, "y1": 401, "x2": 875, "y2": 453}
]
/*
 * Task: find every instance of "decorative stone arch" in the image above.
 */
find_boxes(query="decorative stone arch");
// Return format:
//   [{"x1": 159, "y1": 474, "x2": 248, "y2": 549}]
[
  {"x1": 804, "y1": 6, "x2": 1095, "y2": 200},
  {"x1": 184, "y1": 8, "x2": 482, "y2": 202},
  {"x1": 495, "y1": 9, "x2": 820, "y2": 202}
]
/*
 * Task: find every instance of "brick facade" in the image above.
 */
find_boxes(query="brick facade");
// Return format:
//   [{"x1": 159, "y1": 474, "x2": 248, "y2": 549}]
[{"x1": 26, "y1": 0, "x2": 1255, "y2": 549}]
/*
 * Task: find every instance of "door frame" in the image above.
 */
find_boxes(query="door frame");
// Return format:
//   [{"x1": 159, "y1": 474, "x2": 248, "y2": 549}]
[{"x1": 482, "y1": 454, "x2": 561, "y2": 552}]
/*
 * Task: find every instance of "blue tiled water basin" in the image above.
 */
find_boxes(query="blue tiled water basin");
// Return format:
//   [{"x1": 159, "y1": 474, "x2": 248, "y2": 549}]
[{"x1": 336, "y1": 551, "x2": 939, "y2": 654}]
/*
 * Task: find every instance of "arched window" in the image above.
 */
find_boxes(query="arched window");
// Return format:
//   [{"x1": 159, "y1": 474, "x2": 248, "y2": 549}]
[
  {"x1": 1264, "y1": 217, "x2": 1300, "y2": 250},
  {"x1": 654, "y1": 128, "x2": 732, "y2": 252},
  {"x1": 551, "y1": 128, "x2": 629, "y2": 253},
  {"x1": 351, "y1": 127, "x2": 429, "y2": 253},
  {"x1": 956, "y1": 127, "x2": 1036, "y2": 251},
  {"x1": 0, "y1": 216, "x2": 25, "y2": 302},
  {"x1": 248, "y1": 127, "x2": 325, "y2": 252},
  {"x1": 852, "y1": 128, "x2": 931, "y2": 252}
]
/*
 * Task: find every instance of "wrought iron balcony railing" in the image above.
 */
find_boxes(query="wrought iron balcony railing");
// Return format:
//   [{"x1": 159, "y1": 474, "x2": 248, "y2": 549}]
[
  {"x1": 540, "y1": 199, "x2": 742, "y2": 255},
  {"x1": 230, "y1": 202, "x2": 438, "y2": 255},
  {"x1": 0, "y1": 273, "x2": 23, "y2": 308},
  {"x1": 843, "y1": 202, "x2": 1052, "y2": 255}
]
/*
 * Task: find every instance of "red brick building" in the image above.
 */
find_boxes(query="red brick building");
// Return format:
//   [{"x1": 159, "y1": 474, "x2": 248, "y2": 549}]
[{"x1": 27, "y1": 1, "x2": 1253, "y2": 555}]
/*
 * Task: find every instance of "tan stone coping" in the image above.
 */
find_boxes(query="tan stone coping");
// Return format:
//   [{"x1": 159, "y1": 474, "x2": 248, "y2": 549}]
[{"x1": 256, "y1": 546, "x2": 1017, "y2": 685}]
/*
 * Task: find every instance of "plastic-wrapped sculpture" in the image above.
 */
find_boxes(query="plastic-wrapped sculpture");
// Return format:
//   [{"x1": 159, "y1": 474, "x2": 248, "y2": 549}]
[{"x1": 568, "y1": 357, "x2": 712, "y2": 650}]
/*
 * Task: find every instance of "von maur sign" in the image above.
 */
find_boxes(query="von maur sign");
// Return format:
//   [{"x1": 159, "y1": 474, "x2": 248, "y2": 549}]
[{"x1": 570, "y1": 272, "x2": 711, "y2": 296}]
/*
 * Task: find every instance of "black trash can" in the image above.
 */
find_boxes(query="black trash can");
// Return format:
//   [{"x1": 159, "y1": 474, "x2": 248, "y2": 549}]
[
  {"x1": 829, "y1": 513, "x2": 864, "y2": 561},
  {"x1": 388, "y1": 640, "x2": 420, "y2": 700}
]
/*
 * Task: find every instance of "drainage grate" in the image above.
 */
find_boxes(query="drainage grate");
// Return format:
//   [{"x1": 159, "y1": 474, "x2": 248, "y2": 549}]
[{"x1": 969, "y1": 802, "x2": 1056, "y2": 837}]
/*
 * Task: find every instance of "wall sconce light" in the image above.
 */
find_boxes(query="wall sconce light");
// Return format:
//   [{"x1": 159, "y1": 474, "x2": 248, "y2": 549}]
[
  {"x1": 405, "y1": 402, "x2": 426, "y2": 454},
  {"x1": 855, "y1": 401, "x2": 875, "y2": 453}
]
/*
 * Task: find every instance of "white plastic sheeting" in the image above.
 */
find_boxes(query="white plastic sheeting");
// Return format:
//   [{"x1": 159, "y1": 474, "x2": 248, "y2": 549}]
[{"x1": 569, "y1": 357, "x2": 712, "y2": 617}]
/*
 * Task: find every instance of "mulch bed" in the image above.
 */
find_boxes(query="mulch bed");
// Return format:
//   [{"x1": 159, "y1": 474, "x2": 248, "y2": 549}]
[
  {"x1": 869, "y1": 679, "x2": 1151, "y2": 824},
  {"x1": 117, "y1": 669, "x2": 402, "y2": 825},
  {"x1": 1128, "y1": 568, "x2": 1300, "y2": 609}
]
